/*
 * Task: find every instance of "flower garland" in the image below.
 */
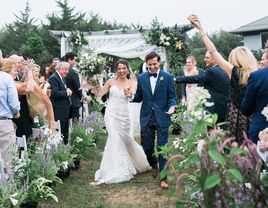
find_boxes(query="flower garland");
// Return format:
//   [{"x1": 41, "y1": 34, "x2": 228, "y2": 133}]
[
  {"x1": 69, "y1": 31, "x2": 88, "y2": 53},
  {"x1": 143, "y1": 26, "x2": 189, "y2": 69}
]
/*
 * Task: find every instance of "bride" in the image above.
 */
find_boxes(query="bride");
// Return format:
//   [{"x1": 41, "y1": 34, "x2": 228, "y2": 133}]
[{"x1": 93, "y1": 59, "x2": 150, "y2": 184}]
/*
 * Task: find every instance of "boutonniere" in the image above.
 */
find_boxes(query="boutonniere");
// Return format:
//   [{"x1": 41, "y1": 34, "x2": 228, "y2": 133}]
[{"x1": 159, "y1": 76, "x2": 164, "y2": 81}]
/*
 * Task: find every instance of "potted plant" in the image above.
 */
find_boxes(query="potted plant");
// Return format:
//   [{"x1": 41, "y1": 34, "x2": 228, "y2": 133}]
[
  {"x1": 21, "y1": 177, "x2": 58, "y2": 208},
  {"x1": 0, "y1": 181, "x2": 25, "y2": 208},
  {"x1": 52, "y1": 146, "x2": 74, "y2": 180}
]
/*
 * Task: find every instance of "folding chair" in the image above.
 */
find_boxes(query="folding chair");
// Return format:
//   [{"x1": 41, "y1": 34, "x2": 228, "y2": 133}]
[
  {"x1": 16, "y1": 135, "x2": 27, "y2": 160},
  {"x1": 0, "y1": 150, "x2": 5, "y2": 182}
]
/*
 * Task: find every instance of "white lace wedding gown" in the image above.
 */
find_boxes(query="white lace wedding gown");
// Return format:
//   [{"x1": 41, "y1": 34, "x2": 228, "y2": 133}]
[{"x1": 94, "y1": 85, "x2": 151, "y2": 184}]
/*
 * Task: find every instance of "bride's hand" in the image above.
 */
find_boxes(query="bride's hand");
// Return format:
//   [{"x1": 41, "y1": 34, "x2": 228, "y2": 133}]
[{"x1": 123, "y1": 87, "x2": 132, "y2": 98}]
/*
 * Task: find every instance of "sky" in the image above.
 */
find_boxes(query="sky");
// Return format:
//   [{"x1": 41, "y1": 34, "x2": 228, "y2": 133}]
[{"x1": 0, "y1": 0, "x2": 268, "y2": 34}]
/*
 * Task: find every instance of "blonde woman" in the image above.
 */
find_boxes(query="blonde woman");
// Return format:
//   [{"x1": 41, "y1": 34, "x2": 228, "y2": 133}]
[{"x1": 188, "y1": 14, "x2": 258, "y2": 144}]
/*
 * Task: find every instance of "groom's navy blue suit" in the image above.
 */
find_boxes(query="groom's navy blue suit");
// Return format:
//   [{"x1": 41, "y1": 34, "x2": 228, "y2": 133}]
[{"x1": 132, "y1": 70, "x2": 177, "y2": 171}]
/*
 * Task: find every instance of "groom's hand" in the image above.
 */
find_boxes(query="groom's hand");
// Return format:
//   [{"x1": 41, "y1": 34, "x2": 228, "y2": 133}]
[{"x1": 165, "y1": 106, "x2": 175, "y2": 115}]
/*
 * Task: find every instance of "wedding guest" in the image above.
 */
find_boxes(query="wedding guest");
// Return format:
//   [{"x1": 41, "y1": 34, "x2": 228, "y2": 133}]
[
  {"x1": 64, "y1": 52, "x2": 82, "y2": 123},
  {"x1": 125, "y1": 52, "x2": 177, "y2": 189},
  {"x1": 48, "y1": 62, "x2": 72, "y2": 144},
  {"x1": 240, "y1": 66, "x2": 268, "y2": 144},
  {"x1": 182, "y1": 56, "x2": 204, "y2": 109},
  {"x1": 174, "y1": 51, "x2": 230, "y2": 123},
  {"x1": 8, "y1": 55, "x2": 33, "y2": 139},
  {"x1": 93, "y1": 59, "x2": 150, "y2": 185},
  {"x1": 259, "y1": 52, "x2": 268, "y2": 69},
  {"x1": 0, "y1": 63, "x2": 20, "y2": 176},
  {"x1": 188, "y1": 14, "x2": 258, "y2": 144}
]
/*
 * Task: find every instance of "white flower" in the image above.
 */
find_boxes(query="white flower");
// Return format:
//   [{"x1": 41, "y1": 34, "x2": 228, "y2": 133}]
[
  {"x1": 197, "y1": 139, "x2": 206, "y2": 156},
  {"x1": 62, "y1": 161, "x2": 69, "y2": 170},
  {"x1": 262, "y1": 105, "x2": 268, "y2": 121},
  {"x1": 76, "y1": 136, "x2": 83, "y2": 143},
  {"x1": 173, "y1": 139, "x2": 179, "y2": 148},
  {"x1": 9, "y1": 193, "x2": 18, "y2": 206}
]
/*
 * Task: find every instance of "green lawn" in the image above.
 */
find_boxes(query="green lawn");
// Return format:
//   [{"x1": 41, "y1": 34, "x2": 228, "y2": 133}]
[{"x1": 39, "y1": 133, "x2": 177, "y2": 208}]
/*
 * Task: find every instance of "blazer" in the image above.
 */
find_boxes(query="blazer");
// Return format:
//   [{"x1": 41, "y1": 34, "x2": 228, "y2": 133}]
[
  {"x1": 65, "y1": 68, "x2": 82, "y2": 108},
  {"x1": 133, "y1": 70, "x2": 177, "y2": 128},
  {"x1": 48, "y1": 72, "x2": 71, "y2": 121},
  {"x1": 175, "y1": 65, "x2": 230, "y2": 122},
  {"x1": 182, "y1": 68, "x2": 204, "y2": 97},
  {"x1": 240, "y1": 67, "x2": 268, "y2": 143}
]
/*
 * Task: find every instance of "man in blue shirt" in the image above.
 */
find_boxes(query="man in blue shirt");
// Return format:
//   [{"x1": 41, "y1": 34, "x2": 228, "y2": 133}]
[{"x1": 0, "y1": 71, "x2": 20, "y2": 176}]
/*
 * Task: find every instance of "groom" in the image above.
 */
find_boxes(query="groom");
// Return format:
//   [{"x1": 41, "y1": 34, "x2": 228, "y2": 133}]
[{"x1": 125, "y1": 52, "x2": 177, "y2": 189}]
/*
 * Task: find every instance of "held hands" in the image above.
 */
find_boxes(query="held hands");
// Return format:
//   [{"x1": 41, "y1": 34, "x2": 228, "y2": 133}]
[
  {"x1": 123, "y1": 87, "x2": 132, "y2": 98},
  {"x1": 187, "y1": 14, "x2": 203, "y2": 31},
  {"x1": 25, "y1": 59, "x2": 35, "y2": 92},
  {"x1": 67, "y1": 88, "x2": 73, "y2": 96}
]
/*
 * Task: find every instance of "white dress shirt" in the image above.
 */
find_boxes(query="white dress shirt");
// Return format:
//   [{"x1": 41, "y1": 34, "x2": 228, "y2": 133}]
[{"x1": 149, "y1": 69, "x2": 160, "y2": 95}]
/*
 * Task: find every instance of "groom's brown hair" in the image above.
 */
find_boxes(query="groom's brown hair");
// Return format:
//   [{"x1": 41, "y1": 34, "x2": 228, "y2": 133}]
[{"x1": 145, "y1": 52, "x2": 161, "y2": 62}]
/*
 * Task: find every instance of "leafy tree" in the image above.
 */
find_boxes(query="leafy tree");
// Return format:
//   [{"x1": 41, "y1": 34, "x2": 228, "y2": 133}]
[
  {"x1": 46, "y1": 0, "x2": 85, "y2": 31},
  {"x1": 20, "y1": 35, "x2": 52, "y2": 68},
  {"x1": 0, "y1": 1, "x2": 37, "y2": 57}
]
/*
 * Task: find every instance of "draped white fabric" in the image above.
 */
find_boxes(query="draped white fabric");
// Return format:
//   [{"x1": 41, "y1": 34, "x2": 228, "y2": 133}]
[{"x1": 51, "y1": 30, "x2": 167, "y2": 64}]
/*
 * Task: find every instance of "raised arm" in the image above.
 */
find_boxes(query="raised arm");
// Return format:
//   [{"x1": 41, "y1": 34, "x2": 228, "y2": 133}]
[{"x1": 188, "y1": 14, "x2": 233, "y2": 77}]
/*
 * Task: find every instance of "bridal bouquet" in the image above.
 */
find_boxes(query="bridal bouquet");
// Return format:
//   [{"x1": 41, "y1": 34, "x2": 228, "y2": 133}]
[{"x1": 78, "y1": 52, "x2": 106, "y2": 79}]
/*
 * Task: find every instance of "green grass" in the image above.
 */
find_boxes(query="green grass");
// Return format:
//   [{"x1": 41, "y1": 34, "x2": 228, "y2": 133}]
[{"x1": 39, "y1": 133, "x2": 177, "y2": 208}]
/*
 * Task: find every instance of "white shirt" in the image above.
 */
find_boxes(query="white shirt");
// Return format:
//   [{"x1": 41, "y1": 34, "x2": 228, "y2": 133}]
[
  {"x1": 149, "y1": 69, "x2": 160, "y2": 94},
  {"x1": 56, "y1": 71, "x2": 67, "y2": 89}
]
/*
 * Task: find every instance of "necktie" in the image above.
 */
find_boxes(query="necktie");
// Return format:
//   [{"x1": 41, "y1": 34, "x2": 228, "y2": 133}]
[{"x1": 149, "y1": 73, "x2": 157, "y2": 78}]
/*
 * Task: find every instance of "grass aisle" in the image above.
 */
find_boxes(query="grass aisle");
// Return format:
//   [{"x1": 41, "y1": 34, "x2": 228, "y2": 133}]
[{"x1": 39, "y1": 134, "x2": 176, "y2": 208}]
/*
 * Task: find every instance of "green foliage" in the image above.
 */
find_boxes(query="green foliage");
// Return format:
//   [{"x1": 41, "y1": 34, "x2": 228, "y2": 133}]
[
  {"x1": 203, "y1": 174, "x2": 221, "y2": 190},
  {"x1": 52, "y1": 146, "x2": 75, "y2": 172},
  {"x1": 161, "y1": 87, "x2": 268, "y2": 207},
  {"x1": 143, "y1": 18, "x2": 189, "y2": 70},
  {"x1": 19, "y1": 34, "x2": 52, "y2": 67},
  {"x1": 24, "y1": 177, "x2": 58, "y2": 203},
  {"x1": 88, "y1": 99, "x2": 105, "y2": 113},
  {"x1": 46, "y1": 0, "x2": 85, "y2": 31},
  {"x1": 0, "y1": 181, "x2": 25, "y2": 207},
  {"x1": 70, "y1": 124, "x2": 96, "y2": 158}
]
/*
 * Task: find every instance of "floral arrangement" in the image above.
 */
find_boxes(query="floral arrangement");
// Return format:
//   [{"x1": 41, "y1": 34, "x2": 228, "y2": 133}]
[
  {"x1": 142, "y1": 25, "x2": 189, "y2": 69},
  {"x1": 162, "y1": 88, "x2": 268, "y2": 207},
  {"x1": 78, "y1": 52, "x2": 106, "y2": 79},
  {"x1": 69, "y1": 30, "x2": 88, "y2": 53}
]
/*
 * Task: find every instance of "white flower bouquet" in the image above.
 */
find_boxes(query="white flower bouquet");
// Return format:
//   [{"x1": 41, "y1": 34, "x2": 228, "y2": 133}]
[{"x1": 78, "y1": 52, "x2": 106, "y2": 78}]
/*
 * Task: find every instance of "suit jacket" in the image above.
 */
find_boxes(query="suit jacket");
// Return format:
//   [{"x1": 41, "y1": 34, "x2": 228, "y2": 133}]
[
  {"x1": 240, "y1": 67, "x2": 268, "y2": 143},
  {"x1": 48, "y1": 72, "x2": 71, "y2": 121},
  {"x1": 182, "y1": 68, "x2": 204, "y2": 97},
  {"x1": 65, "y1": 68, "x2": 82, "y2": 108},
  {"x1": 175, "y1": 66, "x2": 230, "y2": 122},
  {"x1": 133, "y1": 70, "x2": 177, "y2": 128}
]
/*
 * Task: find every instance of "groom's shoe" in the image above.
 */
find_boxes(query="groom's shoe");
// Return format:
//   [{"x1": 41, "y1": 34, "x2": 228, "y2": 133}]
[
  {"x1": 160, "y1": 179, "x2": 168, "y2": 189},
  {"x1": 151, "y1": 165, "x2": 158, "y2": 179}
]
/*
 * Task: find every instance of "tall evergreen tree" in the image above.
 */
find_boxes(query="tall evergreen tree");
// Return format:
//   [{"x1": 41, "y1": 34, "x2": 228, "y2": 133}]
[
  {"x1": 47, "y1": 0, "x2": 85, "y2": 31},
  {"x1": 0, "y1": 1, "x2": 37, "y2": 56}
]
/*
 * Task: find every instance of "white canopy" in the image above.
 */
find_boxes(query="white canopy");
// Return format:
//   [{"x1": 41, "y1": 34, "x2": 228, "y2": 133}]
[{"x1": 50, "y1": 25, "x2": 192, "y2": 70}]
